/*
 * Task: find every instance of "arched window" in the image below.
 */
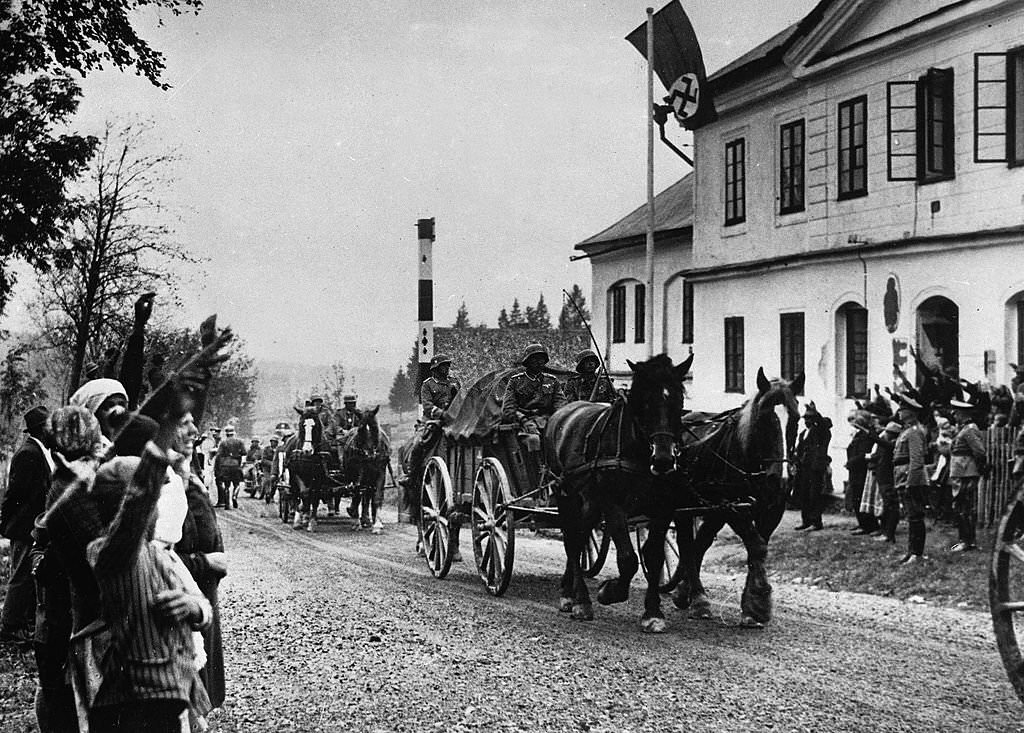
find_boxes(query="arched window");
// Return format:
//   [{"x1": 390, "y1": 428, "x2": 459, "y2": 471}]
[
  {"x1": 836, "y1": 302, "x2": 868, "y2": 398},
  {"x1": 916, "y1": 295, "x2": 959, "y2": 382}
]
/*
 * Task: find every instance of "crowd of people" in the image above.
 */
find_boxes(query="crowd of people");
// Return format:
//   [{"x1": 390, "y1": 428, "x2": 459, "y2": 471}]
[
  {"x1": 791, "y1": 361, "x2": 1024, "y2": 565},
  {"x1": 0, "y1": 297, "x2": 233, "y2": 732}
]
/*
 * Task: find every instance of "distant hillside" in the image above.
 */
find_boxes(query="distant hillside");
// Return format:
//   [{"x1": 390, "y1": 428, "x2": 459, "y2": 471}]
[{"x1": 253, "y1": 359, "x2": 399, "y2": 435}]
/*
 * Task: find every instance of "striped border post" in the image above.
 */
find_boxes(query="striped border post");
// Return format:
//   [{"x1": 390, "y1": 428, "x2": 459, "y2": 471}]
[{"x1": 416, "y1": 217, "x2": 435, "y2": 406}]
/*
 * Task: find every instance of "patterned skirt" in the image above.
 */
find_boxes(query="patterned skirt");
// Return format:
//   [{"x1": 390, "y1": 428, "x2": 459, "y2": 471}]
[{"x1": 859, "y1": 473, "x2": 884, "y2": 517}]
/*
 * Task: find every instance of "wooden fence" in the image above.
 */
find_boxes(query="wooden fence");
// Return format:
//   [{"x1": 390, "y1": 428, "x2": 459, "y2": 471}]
[{"x1": 979, "y1": 426, "x2": 1019, "y2": 528}]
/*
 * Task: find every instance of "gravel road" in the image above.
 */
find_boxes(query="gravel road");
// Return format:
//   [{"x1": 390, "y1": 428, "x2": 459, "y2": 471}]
[{"x1": 206, "y1": 499, "x2": 1022, "y2": 733}]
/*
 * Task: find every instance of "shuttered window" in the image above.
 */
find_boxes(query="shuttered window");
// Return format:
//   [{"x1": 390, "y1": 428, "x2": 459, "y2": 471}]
[
  {"x1": 975, "y1": 52, "x2": 1009, "y2": 163},
  {"x1": 887, "y1": 81, "x2": 918, "y2": 181},
  {"x1": 1010, "y1": 48, "x2": 1024, "y2": 166},
  {"x1": 919, "y1": 68, "x2": 955, "y2": 181}
]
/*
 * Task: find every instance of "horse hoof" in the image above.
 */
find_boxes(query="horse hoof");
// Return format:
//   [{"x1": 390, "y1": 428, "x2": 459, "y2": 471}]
[
  {"x1": 596, "y1": 580, "x2": 629, "y2": 606},
  {"x1": 571, "y1": 604, "x2": 594, "y2": 621},
  {"x1": 558, "y1": 597, "x2": 573, "y2": 613},
  {"x1": 371, "y1": 525, "x2": 382, "y2": 535},
  {"x1": 689, "y1": 596, "x2": 713, "y2": 620},
  {"x1": 307, "y1": 522, "x2": 317, "y2": 533},
  {"x1": 640, "y1": 617, "x2": 666, "y2": 634},
  {"x1": 346, "y1": 507, "x2": 358, "y2": 519},
  {"x1": 739, "y1": 615, "x2": 765, "y2": 629},
  {"x1": 671, "y1": 592, "x2": 691, "y2": 611}
]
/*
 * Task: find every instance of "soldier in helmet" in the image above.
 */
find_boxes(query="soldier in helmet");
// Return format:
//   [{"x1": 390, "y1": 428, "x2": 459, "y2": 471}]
[
  {"x1": 502, "y1": 343, "x2": 567, "y2": 453},
  {"x1": 563, "y1": 349, "x2": 616, "y2": 403},
  {"x1": 260, "y1": 435, "x2": 280, "y2": 501},
  {"x1": 309, "y1": 392, "x2": 338, "y2": 442},
  {"x1": 401, "y1": 354, "x2": 461, "y2": 490},
  {"x1": 337, "y1": 394, "x2": 364, "y2": 432}
]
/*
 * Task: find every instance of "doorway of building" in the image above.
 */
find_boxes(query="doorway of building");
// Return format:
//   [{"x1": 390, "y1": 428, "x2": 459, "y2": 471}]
[{"x1": 916, "y1": 295, "x2": 959, "y2": 383}]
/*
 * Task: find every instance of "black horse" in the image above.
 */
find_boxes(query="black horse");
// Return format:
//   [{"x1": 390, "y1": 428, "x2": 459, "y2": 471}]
[
  {"x1": 283, "y1": 405, "x2": 329, "y2": 532},
  {"x1": 544, "y1": 353, "x2": 692, "y2": 626},
  {"x1": 341, "y1": 405, "x2": 391, "y2": 533},
  {"x1": 645, "y1": 366, "x2": 802, "y2": 630}
]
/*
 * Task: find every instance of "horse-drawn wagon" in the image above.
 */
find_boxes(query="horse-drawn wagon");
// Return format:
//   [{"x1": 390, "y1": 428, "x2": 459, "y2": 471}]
[
  {"x1": 990, "y1": 475, "x2": 1024, "y2": 703},
  {"x1": 412, "y1": 367, "x2": 611, "y2": 596}
]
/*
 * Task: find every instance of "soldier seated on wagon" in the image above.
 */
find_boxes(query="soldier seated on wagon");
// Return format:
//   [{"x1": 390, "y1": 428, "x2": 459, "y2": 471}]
[
  {"x1": 563, "y1": 348, "x2": 616, "y2": 403},
  {"x1": 337, "y1": 393, "x2": 364, "y2": 432},
  {"x1": 501, "y1": 343, "x2": 567, "y2": 453},
  {"x1": 400, "y1": 354, "x2": 460, "y2": 489}
]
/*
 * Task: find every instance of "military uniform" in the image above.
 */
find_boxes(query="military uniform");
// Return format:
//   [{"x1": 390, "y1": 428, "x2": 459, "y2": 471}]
[
  {"x1": 337, "y1": 406, "x2": 364, "y2": 432},
  {"x1": 402, "y1": 355, "x2": 459, "y2": 492},
  {"x1": 502, "y1": 371, "x2": 567, "y2": 430},
  {"x1": 421, "y1": 374, "x2": 461, "y2": 420},
  {"x1": 563, "y1": 373, "x2": 616, "y2": 403}
]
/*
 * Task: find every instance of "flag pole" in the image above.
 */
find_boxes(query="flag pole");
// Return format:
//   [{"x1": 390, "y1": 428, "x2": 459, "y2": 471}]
[{"x1": 645, "y1": 7, "x2": 656, "y2": 358}]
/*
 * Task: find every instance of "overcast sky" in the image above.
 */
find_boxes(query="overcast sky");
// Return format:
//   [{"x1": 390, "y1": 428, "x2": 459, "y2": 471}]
[{"x1": 9, "y1": 0, "x2": 818, "y2": 371}]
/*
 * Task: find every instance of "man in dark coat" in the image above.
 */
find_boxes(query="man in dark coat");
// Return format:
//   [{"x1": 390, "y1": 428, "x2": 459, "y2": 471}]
[
  {"x1": 792, "y1": 401, "x2": 832, "y2": 532},
  {"x1": 1, "y1": 405, "x2": 52, "y2": 645},
  {"x1": 215, "y1": 425, "x2": 246, "y2": 509},
  {"x1": 563, "y1": 349, "x2": 616, "y2": 403}
]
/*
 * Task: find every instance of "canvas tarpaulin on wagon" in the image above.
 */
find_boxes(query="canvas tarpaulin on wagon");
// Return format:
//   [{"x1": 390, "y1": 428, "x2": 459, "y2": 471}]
[{"x1": 443, "y1": 367, "x2": 522, "y2": 443}]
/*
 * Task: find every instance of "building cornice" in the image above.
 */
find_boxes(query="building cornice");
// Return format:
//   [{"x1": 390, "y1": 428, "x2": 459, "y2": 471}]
[
  {"x1": 571, "y1": 227, "x2": 692, "y2": 262},
  {"x1": 683, "y1": 226, "x2": 1024, "y2": 282}
]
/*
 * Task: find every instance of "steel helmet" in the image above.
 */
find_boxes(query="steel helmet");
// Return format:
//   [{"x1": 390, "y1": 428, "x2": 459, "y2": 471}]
[
  {"x1": 520, "y1": 343, "x2": 549, "y2": 366},
  {"x1": 429, "y1": 354, "x2": 452, "y2": 371},
  {"x1": 574, "y1": 349, "x2": 599, "y2": 372}
]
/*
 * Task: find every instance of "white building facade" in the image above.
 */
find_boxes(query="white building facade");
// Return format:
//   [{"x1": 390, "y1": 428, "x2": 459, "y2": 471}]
[
  {"x1": 684, "y1": 0, "x2": 1024, "y2": 472},
  {"x1": 574, "y1": 175, "x2": 695, "y2": 374}
]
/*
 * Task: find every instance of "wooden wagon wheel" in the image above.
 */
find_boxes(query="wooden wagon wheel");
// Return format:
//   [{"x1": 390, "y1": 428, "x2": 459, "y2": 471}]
[
  {"x1": 581, "y1": 525, "x2": 610, "y2": 578},
  {"x1": 636, "y1": 523, "x2": 683, "y2": 594},
  {"x1": 990, "y1": 485, "x2": 1024, "y2": 703},
  {"x1": 420, "y1": 456, "x2": 456, "y2": 580},
  {"x1": 471, "y1": 457, "x2": 516, "y2": 596}
]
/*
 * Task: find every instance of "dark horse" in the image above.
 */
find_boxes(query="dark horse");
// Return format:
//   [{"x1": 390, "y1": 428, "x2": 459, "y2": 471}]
[
  {"x1": 544, "y1": 353, "x2": 692, "y2": 627},
  {"x1": 644, "y1": 366, "x2": 802, "y2": 630},
  {"x1": 340, "y1": 405, "x2": 391, "y2": 533},
  {"x1": 283, "y1": 405, "x2": 329, "y2": 532}
]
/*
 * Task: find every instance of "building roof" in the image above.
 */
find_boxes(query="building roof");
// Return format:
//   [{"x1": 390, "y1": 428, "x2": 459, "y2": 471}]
[
  {"x1": 574, "y1": 173, "x2": 694, "y2": 252},
  {"x1": 707, "y1": 0, "x2": 835, "y2": 92}
]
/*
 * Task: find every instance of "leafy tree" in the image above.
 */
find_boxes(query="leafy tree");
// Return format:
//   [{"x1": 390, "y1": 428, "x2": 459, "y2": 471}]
[
  {"x1": 388, "y1": 368, "x2": 417, "y2": 417},
  {"x1": 33, "y1": 120, "x2": 197, "y2": 391},
  {"x1": 453, "y1": 301, "x2": 470, "y2": 329},
  {"x1": 526, "y1": 294, "x2": 551, "y2": 330},
  {"x1": 0, "y1": 0, "x2": 202, "y2": 319},
  {"x1": 497, "y1": 308, "x2": 509, "y2": 330},
  {"x1": 559, "y1": 283, "x2": 591, "y2": 330},
  {"x1": 0, "y1": 344, "x2": 49, "y2": 457},
  {"x1": 508, "y1": 298, "x2": 526, "y2": 328},
  {"x1": 407, "y1": 340, "x2": 421, "y2": 394}
]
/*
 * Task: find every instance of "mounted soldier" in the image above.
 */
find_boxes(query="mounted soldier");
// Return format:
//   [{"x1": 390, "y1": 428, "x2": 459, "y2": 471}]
[
  {"x1": 563, "y1": 349, "x2": 616, "y2": 403},
  {"x1": 400, "y1": 354, "x2": 460, "y2": 491}
]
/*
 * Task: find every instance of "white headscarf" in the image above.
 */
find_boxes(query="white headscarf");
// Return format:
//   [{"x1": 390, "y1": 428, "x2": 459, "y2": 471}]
[{"x1": 69, "y1": 378, "x2": 128, "y2": 415}]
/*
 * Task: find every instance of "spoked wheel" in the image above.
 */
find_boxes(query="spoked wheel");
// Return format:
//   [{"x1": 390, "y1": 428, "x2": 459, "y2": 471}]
[
  {"x1": 471, "y1": 457, "x2": 516, "y2": 596},
  {"x1": 420, "y1": 456, "x2": 456, "y2": 579},
  {"x1": 636, "y1": 523, "x2": 683, "y2": 593},
  {"x1": 581, "y1": 525, "x2": 610, "y2": 578},
  {"x1": 990, "y1": 486, "x2": 1024, "y2": 703}
]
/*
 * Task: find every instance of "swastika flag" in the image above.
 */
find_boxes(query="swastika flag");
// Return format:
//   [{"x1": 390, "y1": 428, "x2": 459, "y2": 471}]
[{"x1": 626, "y1": 1, "x2": 717, "y2": 130}]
